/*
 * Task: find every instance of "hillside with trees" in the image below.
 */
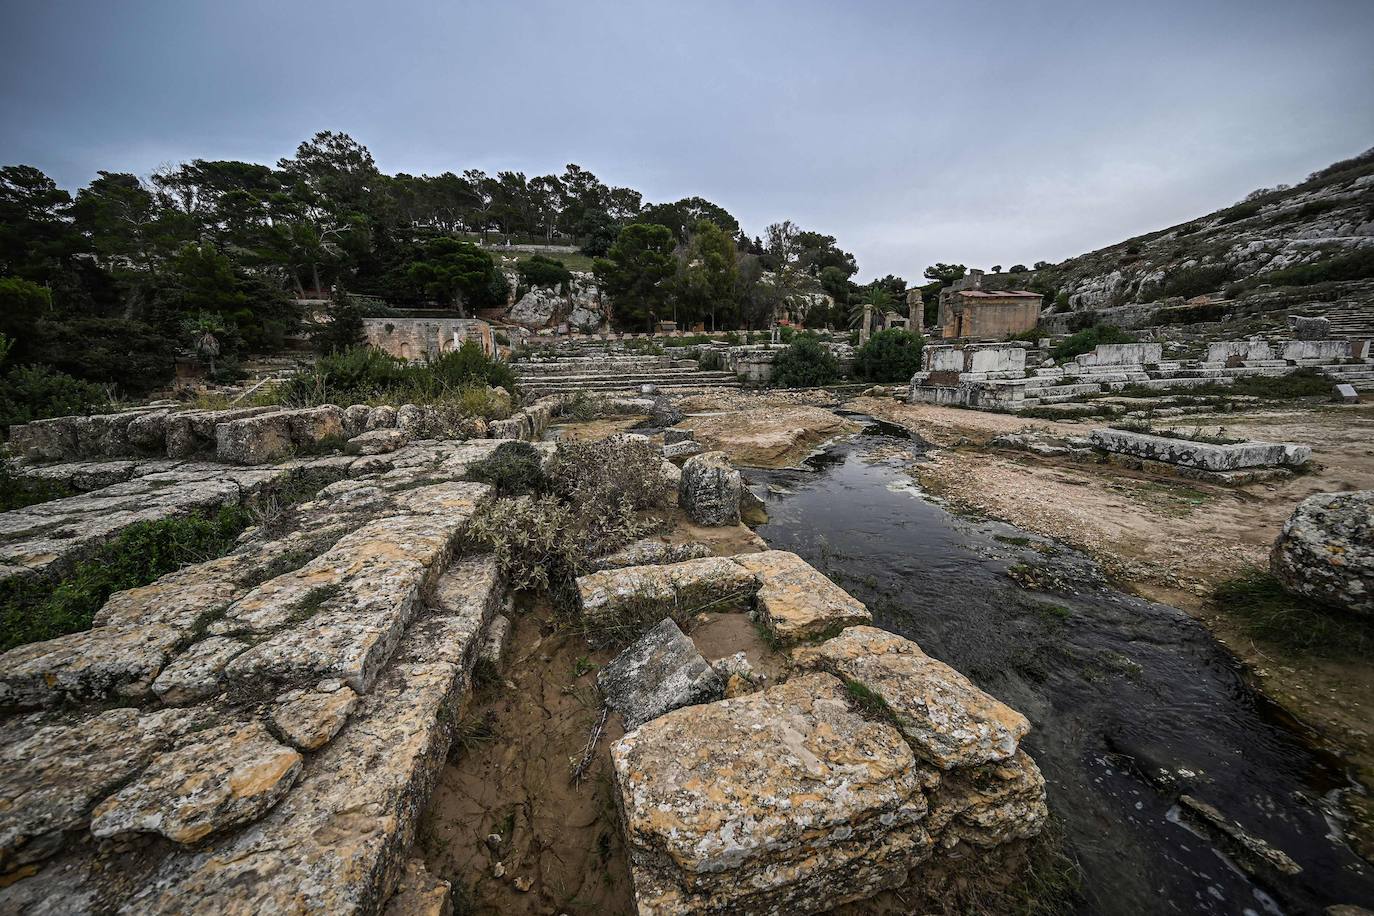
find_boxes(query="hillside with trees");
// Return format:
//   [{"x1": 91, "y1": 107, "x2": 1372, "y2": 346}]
[{"x1": 0, "y1": 131, "x2": 903, "y2": 417}]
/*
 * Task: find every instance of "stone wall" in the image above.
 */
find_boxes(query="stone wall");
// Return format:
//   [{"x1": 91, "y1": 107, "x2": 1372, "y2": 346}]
[{"x1": 363, "y1": 317, "x2": 495, "y2": 361}]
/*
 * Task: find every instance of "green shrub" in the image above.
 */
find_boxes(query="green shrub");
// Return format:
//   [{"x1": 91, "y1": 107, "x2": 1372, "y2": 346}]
[
  {"x1": 282, "y1": 342, "x2": 516, "y2": 408},
  {"x1": 853, "y1": 329, "x2": 924, "y2": 382},
  {"x1": 772, "y1": 334, "x2": 839, "y2": 388},
  {"x1": 0, "y1": 504, "x2": 254, "y2": 651},
  {"x1": 1152, "y1": 302, "x2": 1227, "y2": 325},
  {"x1": 1219, "y1": 200, "x2": 1262, "y2": 223},
  {"x1": 465, "y1": 441, "x2": 548, "y2": 497},
  {"x1": 516, "y1": 255, "x2": 572, "y2": 292},
  {"x1": 1005, "y1": 326, "x2": 1046, "y2": 343},
  {"x1": 1231, "y1": 248, "x2": 1374, "y2": 292},
  {"x1": 0, "y1": 363, "x2": 110, "y2": 433},
  {"x1": 1159, "y1": 264, "x2": 1234, "y2": 300},
  {"x1": 697, "y1": 349, "x2": 724, "y2": 371},
  {"x1": 1051, "y1": 325, "x2": 1137, "y2": 362}
]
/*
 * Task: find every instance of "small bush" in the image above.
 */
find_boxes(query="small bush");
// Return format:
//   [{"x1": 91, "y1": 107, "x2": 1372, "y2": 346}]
[
  {"x1": 516, "y1": 255, "x2": 572, "y2": 292},
  {"x1": 465, "y1": 441, "x2": 548, "y2": 497},
  {"x1": 772, "y1": 334, "x2": 839, "y2": 388},
  {"x1": 1232, "y1": 248, "x2": 1374, "y2": 292},
  {"x1": 282, "y1": 342, "x2": 516, "y2": 409},
  {"x1": 1219, "y1": 200, "x2": 1262, "y2": 223},
  {"x1": 1051, "y1": 325, "x2": 1137, "y2": 362},
  {"x1": 853, "y1": 329, "x2": 925, "y2": 382},
  {"x1": 0, "y1": 364, "x2": 110, "y2": 433},
  {"x1": 0, "y1": 504, "x2": 254, "y2": 651},
  {"x1": 697, "y1": 349, "x2": 724, "y2": 371},
  {"x1": 1159, "y1": 264, "x2": 1234, "y2": 300}
]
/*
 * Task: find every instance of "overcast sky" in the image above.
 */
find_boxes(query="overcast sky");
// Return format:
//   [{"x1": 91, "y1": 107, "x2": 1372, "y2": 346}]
[{"x1": 3, "y1": 0, "x2": 1372, "y2": 281}]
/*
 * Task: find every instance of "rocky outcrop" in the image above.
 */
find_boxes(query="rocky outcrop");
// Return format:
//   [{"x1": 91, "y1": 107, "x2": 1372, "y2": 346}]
[
  {"x1": 734, "y1": 550, "x2": 872, "y2": 641},
  {"x1": 505, "y1": 272, "x2": 607, "y2": 331},
  {"x1": 1270, "y1": 490, "x2": 1373, "y2": 614},
  {"x1": 0, "y1": 438, "x2": 513, "y2": 914},
  {"x1": 678, "y1": 451, "x2": 742, "y2": 526}
]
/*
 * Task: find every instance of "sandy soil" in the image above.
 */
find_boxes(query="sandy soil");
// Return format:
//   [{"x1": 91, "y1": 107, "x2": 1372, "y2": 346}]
[
  {"x1": 677, "y1": 406, "x2": 861, "y2": 468},
  {"x1": 848, "y1": 395, "x2": 1374, "y2": 854}
]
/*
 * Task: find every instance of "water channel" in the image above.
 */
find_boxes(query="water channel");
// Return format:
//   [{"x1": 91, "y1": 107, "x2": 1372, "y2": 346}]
[{"x1": 748, "y1": 420, "x2": 1374, "y2": 915}]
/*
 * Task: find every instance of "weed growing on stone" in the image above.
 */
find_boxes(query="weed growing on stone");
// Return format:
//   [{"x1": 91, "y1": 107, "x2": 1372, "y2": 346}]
[
  {"x1": 1215, "y1": 568, "x2": 1373, "y2": 658},
  {"x1": 0, "y1": 503, "x2": 254, "y2": 651}
]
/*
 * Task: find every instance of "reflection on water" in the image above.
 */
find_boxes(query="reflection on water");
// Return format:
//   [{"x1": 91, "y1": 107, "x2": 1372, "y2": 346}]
[{"x1": 751, "y1": 427, "x2": 1374, "y2": 916}]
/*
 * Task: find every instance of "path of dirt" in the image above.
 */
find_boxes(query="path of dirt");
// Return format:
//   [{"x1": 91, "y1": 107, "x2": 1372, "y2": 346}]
[{"x1": 417, "y1": 517, "x2": 776, "y2": 914}]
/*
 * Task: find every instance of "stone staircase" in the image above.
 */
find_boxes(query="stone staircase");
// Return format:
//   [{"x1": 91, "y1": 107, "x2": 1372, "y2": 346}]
[
  {"x1": 1321, "y1": 359, "x2": 1374, "y2": 391},
  {"x1": 1311, "y1": 298, "x2": 1374, "y2": 338},
  {"x1": 513, "y1": 356, "x2": 739, "y2": 395}
]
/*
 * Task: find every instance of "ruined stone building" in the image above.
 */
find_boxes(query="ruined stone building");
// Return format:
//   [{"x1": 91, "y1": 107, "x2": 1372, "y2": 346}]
[
  {"x1": 937, "y1": 269, "x2": 1042, "y2": 339},
  {"x1": 363, "y1": 317, "x2": 496, "y2": 360}
]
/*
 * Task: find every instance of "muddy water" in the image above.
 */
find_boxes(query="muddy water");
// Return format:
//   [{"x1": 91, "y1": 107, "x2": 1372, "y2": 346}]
[{"x1": 751, "y1": 424, "x2": 1374, "y2": 916}]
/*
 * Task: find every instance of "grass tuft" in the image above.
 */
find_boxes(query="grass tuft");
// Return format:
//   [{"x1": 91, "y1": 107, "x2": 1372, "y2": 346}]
[{"x1": 1214, "y1": 568, "x2": 1373, "y2": 658}]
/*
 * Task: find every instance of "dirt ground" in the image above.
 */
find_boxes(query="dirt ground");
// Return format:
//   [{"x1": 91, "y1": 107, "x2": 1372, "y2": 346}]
[
  {"x1": 417, "y1": 518, "x2": 776, "y2": 915},
  {"x1": 848, "y1": 395, "x2": 1374, "y2": 852}
]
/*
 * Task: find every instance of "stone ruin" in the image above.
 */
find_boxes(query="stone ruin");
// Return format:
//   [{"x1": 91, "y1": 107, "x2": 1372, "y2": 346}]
[{"x1": 0, "y1": 408, "x2": 1049, "y2": 914}]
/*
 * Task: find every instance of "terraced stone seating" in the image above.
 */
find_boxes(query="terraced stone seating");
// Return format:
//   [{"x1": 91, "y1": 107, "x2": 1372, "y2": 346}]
[
  {"x1": 0, "y1": 439, "x2": 530, "y2": 913},
  {"x1": 513, "y1": 355, "x2": 740, "y2": 395}
]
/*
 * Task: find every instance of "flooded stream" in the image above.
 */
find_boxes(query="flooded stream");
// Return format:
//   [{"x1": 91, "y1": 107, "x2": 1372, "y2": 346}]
[{"x1": 750, "y1": 423, "x2": 1374, "y2": 915}]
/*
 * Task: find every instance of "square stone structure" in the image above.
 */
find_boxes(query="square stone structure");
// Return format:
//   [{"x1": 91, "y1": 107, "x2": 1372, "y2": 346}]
[
  {"x1": 363, "y1": 318, "x2": 495, "y2": 361},
  {"x1": 937, "y1": 269, "x2": 1042, "y2": 340}
]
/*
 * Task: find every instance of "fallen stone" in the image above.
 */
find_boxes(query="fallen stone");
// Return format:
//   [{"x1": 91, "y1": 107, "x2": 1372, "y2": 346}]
[
  {"x1": 343, "y1": 404, "x2": 372, "y2": 437},
  {"x1": 215, "y1": 411, "x2": 294, "y2": 465},
  {"x1": 1337, "y1": 383, "x2": 1359, "y2": 404},
  {"x1": 366, "y1": 405, "x2": 398, "y2": 430},
  {"x1": 661, "y1": 440, "x2": 704, "y2": 460},
  {"x1": 678, "y1": 451, "x2": 742, "y2": 526},
  {"x1": 395, "y1": 404, "x2": 425, "y2": 437},
  {"x1": 1089, "y1": 427, "x2": 1311, "y2": 471},
  {"x1": 613, "y1": 672, "x2": 929, "y2": 915},
  {"x1": 90, "y1": 720, "x2": 301, "y2": 845},
  {"x1": 271, "y1": 686, "x2": 360, "y2": 751},
  {"x1": 1178, "y1": 794, "x2": 1302, "y2": 877},
  {"x1": 598, "y1": 618, "x2": 723, "y2": 729},
  {"x1": 663, "y1": 428, "x2": 696, "y2": 445},
  {"x1": 733, "y1": 550, "x2": 872, "y2": 641},
  {"x1": 287, "y1": 406, "x2": 346, "y2": 450},
  {"x1": 793, "y1": 626, "x2": 1030, "y2": 769},
  {"x1": 1270, "y1": 490, "x2": 1373, "y2": 615}
]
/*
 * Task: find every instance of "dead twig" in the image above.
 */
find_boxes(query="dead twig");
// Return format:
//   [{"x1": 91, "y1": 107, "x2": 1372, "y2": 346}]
[{"x1": 570, "y1": 705, "x2": 609, "y2": 786}]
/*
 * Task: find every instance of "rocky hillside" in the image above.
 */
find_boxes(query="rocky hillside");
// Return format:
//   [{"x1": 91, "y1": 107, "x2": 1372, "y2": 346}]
[{"x1": 994, "y1": 148, "x2": 1374, "y2": 327}]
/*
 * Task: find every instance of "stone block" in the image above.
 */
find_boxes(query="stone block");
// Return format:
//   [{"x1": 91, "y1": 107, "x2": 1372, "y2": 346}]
[
  {"x1": 366, "y1": 405, "x2": 398, "y2": 430},
  {"x1": 1337, "y1": 383, "x2": 1360, "y2": 404},
  {"x1": 576, "y1": 556, "x2": 759, "y2": 636},
  {"x1": 612, "y1": 673, "x2": 929, "y2": 915},
  {"x1": 793, "y1": 626, "x2": 1030, "y2": 769},
  {"x1": 215, "y1": 411, "x2": 294, "y2": 465},
  {"x1": 663, "y1": 428, "x2": 696, "y2": 445},
  {"x1": 587, "y1": 538, "x2": 712, "y2": 572},
  {"x1": 287, "y1": 406, "x2": 346, "y2": 449},
  {"x1": 732, "y1": 550, "x2": 872, "y2": 641},
  {"x1": 1089, "y1": 428, "x2": 1311, "y2": 471},
  {"x1": 343, "y1": 404, "x2": 372, "y2": 437},
  {"x1": 348, "y1": 428, "x2": 408, "y2": 455},
  {"x1": 271, "y1": 685, "x2": 360, "y2": 751},
  {"x1": 661, "y1": 440, "x2": 703, "y2": 460},
  {"x1": 478, "y1": 613, "x2": 511, "y2": 670},
  {"x1": 1281, "y1": 339, "x2": 1350, "y2": 362},
  {"x1": 678, "y1": 451, "x2": 742, "y2": 526},
  {"x1": 1270, "y1": 490, "x2": 1373, "y2": 615},
  {"x1": 597, "y1": 618, "x2": 723, "y2": 729}
]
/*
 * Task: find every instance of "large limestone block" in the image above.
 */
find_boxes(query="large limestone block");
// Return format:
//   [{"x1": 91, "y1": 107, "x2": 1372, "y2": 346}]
[
  {"x1": 576, "y1": 556, "x2": 759, "y2": 636},
  {"x1": 215, "y1": 412, "x2": 294, "y2": 465},
  {"x1": 286, "y1": 405, "x2": 346, "y2": 449},
  {"x1": 612, "y1": 673, "x2": 930, "y2": 915},
  {"x1": 588, "y1": 538, "x2": 712, "y2": 572},
  {"x1": 678, "y1": 451, "x2": 742, "y2": 526},
  {"x1": 793, "y1": 626, "x2": 1029, "y2": 770},
  {"x1": 1270, "y1": 490, "x2": 1373, "y2": 615},
  {"x1": 0, "y1": 707, "x2": 193, "y2": 871},
  {"x1": 90, "y1": 721, "x2": 302, "y2": 845},
  {"x1": 598, "y1": 618, "x2": 723, "y2": 729},
  {"x1": 732, "y1": 550, "x2": 871, "y2": 641}
]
